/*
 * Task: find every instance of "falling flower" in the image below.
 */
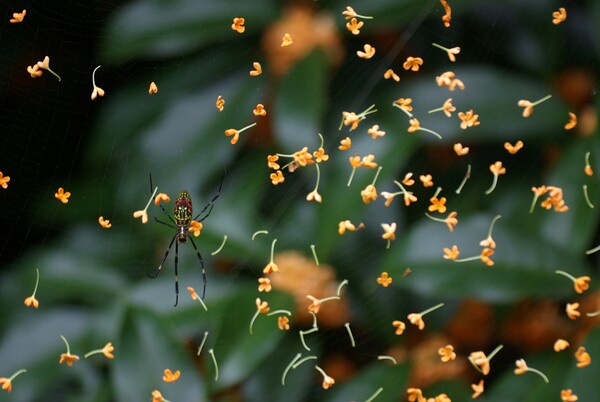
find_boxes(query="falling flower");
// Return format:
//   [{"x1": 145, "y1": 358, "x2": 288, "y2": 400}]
[
  {"x1": 0, "y1": 172, "x2": 10, "y2": 189},
  {"x1": 407, "y1": 388, "x2": 425, "y2": 402},
  {"x1": 187, "y1": 287, "x2": 199, "y2": 300},
  {"x1": 342, "y1": 6, "x2": 373, "y2": 20},
  {"x1": 561, "y1": 389, "x2": 578, "y2": 402},
  {"x1": 98, "y1": 216, "x2": 112, "y2": 229},
  {"x1": 163, "y1": 369, "x2": 180, "y2": 383},
  {"x1": 420, "y1": 174, "x2": 433, "y2": 187},
  {"x1": 24, "y1": 268, "x2": 40, "y2": 308},
  {"x1": 554, "y1": 339, "x2": 570, "y2": 352},
  {"x1": 154, "y1": 193, "x2": 171, "y2": 206},
  {"x1": 471, "y1": 380, "x2": 484, "y2": 399},
  {"x1": 357, "y1": 44, "x2": 376, "y2": 59},
  {"x1": 566, "y1": 302, "x2": 580, "y2": 320},
  {"x1": 458, "y1": 109, "x2": 480, "y2": 129},
  {"x1": 216, "y1": 96, "x2": 225, "y2": 111},
  {"x1": 453, "y1": 143, "x2": 469, "y2": 156},
  {"x1": 432, "y1": 43, "x2": 460, "y2": 62},
  {"x1": 249, "y1": 62, "x2": 262, "y2": 76},
  {"x1": 381, "y1": 223, "x2": 396, "y2": 241},
  {"x1": 0, "y1": 369, "x2": 27, "y2": 393},
  {"x1": 436, "y1": 71, "x2": 464, "y2": 90},
  {"x1": 36, "y1": 56, "x2": 61, "y2": 81},
  {"x1": 148, "y1": 82, "x2": 158, "y2": 94},
  {"x1": 133, "y1": 210, "x2": 148, "y2": 224},
  {"x1": 517, "y1": 95, "x2": 552, "y2": 118},
  {"x1": 402, "y1": 173, "x2": 415, "y2": 186},
  {"x1": 188, "y1": 220, "x2": 202, "y2": 237},
  {"x1": 407, "y1": 117, "x2": 443, "y2": 139},
  {"x1": 555, "y1": 270, "x2": 591, "y2": 294},
  {"x1": 552, "y1": 7, "x2": 567, "y2": 25},
  {"x1": 403, "y1": 56, "x2": 423, "y2": 71},
  {"x1": 313, "y1": 147, "x2": 328, "y2": 163},
  {"x1": 514, "y1": 358, "x2": 549, "y2": 383},
  {"x1": 151, "y1": 390, "x2": 170, "y2": 402},
  {"x1": 428, "y1": 197, "x2": 447, "y2": 213},
  {"x1": 55, "y1": 187, "x2": 71, "y2": 204},
  {"x1": 341, "y1": 105, "x2": 377, "y2": 131},
  {"x1": 346, "y1": 18, "x2": 364, "y2": 35},
  {"x1": 485, "y1": 162, "x2": 506, "y2": 195},
  {"x1": 258, "y1": 277, "x2": 272, "y2": 292},
  {"x1": 584, "y1": 152, "x2": 593, "y2": 176},
  {"x1": 281, "y1": 33, "x2": 293, "y2": 47},
  {"x1": 231, "y1": 17, "x2": 245, "y2": 33},
  {"x1": 316, "y1": 366, "x2": 335, "y2": 389},
  {"x1": 384, "y1": 69, "x2": 400, "y2": 82},
  {"x1": 361, "y1": 184, "x2": 378, "y2": 204},
  {"x1": 267, "y1": 155, "x2": 280, "y2": 170},
  {"x1": 253, "y1": 104, "x2": 267, "y2": 116},
  {"x1": 84, "y1": 342, "x2": 115, "y2": 359},
  {"x1": 438, "y1": 345, "x2": 456, "y2": 362},
  {"x1": 468, "y1": 346, "x2": 505, "y2": 376},
  {"x1": 224, "y1": 122, "x2": 256, "y2": 145},
  {"x1": 392, "y1": 320, "x2": 405, "y2": 335},
  {"x1": 10, "y1": 9, "x2": 26, "y2": 23},
  {"x1": 59, "y1": 335, "x2": 80, "y2": 367},
  {"x1": 367, "y1": 124, "x2": 385, "y2": 140},
  {"x1": 27, "y1": 64, "x2": 42, "y2": 78},
  {"x1": 480, "y1": 248, "x2": 495, "y2": 266},
  {"x1": 564, "y1": 112, "x2": 577, "y2": 130},
  {"x1": 443, "y1": 245, "x2": 460, "y2": 260},
  {"x1": 91, "y1": 66, "x2": 105, "y2": 100},
  {"x1": 278, "y1": 316, "x2": 290, "y2": 330},
  {"x1": 338, "y1": 220, "x2": 357, "y2": 235},
  {"x1": 429, "y1": 98, "x2": 456, "y2": 117},
  {"x1": 504, "y1": 140, "x2": 524, "y2": 154},
  {"x1": 407, "y1": 303, "x2": 444, "y2": 330},
  {"x1": 306, "y1": 190, "x2": 322, "y2": 203},
  {"x1": 339, "y1": 137, "x2": 351, "y2": 150},
  {"x1": 270, "y1": 170, "x2": 285, "y2": 185},
  {"x1": 575, "y1": 346, "x2": 591, "y2": 368},
  {"x1": 440, "y1": 0, "x2": 452, "y2": 27},
  {"x1": 377, "y1": 272, "x2": 393, "y2": 287}
]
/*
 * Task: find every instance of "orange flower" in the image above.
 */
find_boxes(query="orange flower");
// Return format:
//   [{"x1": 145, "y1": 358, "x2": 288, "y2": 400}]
[
  {"x1": 445, "y1": 211, "x2": 458, "y2": 232},
  {"x1": 552, "y1": 7, "x2": 567, "y2": 25},
  {"x1": 566, "y1": 302, "x2": 580, "y2": 320},
  {"x1": 443, "y1": 245, "x2": 460, "y2": 260},
  {"x1": 293, "y1": 147, "x2": 314, "y2": 166},
  {"x1": 24, "y1": 295, "x2": 39, "y2": 308},
  {"x1": 553, "y1": 339, "x2": 570, "y2": 352},
  {"x1": 231, "y1": 17, "x2": 245, "y2": 33},
  {"x1": 339, "y1": 137, "x2": 351, "y2": 150},
  {"x1": 480, "y1": 248, "x2": 494, "y2": 266},
  {"x1": 263, "y1": 261, "x2": 279, "y2": 274},
  {"x1": 393, "y1": 97, "x2": 413, "y2": 112},
  {"x1": 249, "y1": 62, "x2": 262, "y2": 76},
  {"x1": 152, "y1": 390, "x2": 167, "y2": 402},
  {"x1": 258, "y1": 277, "x2": 272, "y2": 292},
  {"x1": 564, "y1": 112, "x2": 577, "y2": 130},
  {"x1": 267, "y1": 155, "x2": 280, "y2": 170},
  {"x1": 381, "y1": 223, "x2": 396, "y2": 241},
  {"x1": 216, "y1": 95, "x2": 225, "y2": 112},
  {"x1": 342, "y1": 112, "x2": 361, "y2": 130},
  {"x1": 338, "y1": 220, "x2": 357, "y2": 235},
  {"x1": 0, "y1": 172, "x2": 10, "y2": 189},
  {"x1": 428, "y1": 197, "x2": 447, "y2": 213},
  {"x1": 346, "y1": 18, "x2": 364, "y2": 35},
  {"x1": 98, "y1": 216, "x2": 112, "y2": 229},
  {"x1": 408, "y1": 118, "x2": 420, "y2": 133},
  {"x1": 342, "y1": 6, "x2": 373, "y2": 20},
  {"x1": 377, "y1": 272, "x2": 393, "y2": 287},
  {"x1": 407, "y1": 313, "x2": 425, "y2": 330},
  {"x1": 357, "y1": 44, "x2": 375, "y2": 59},
  {"x1": 429, "y1": 98, "x2": 456, "y2": 117},
  {"x1": 518, "y1": 100, "x2": 534, "y2": 117},
  {"x1": 479, "y1": 235, "x2": 496, "y2": 249},
  {"x1": 10, "y1": 9, "x2": 26, "y2": 23},
  {"x1": 453, "y1": 143, "x2": 469, "y2": 156},
  {"x1": 471, "y1": 380, "x2": 484, "y2": 399},
  {"x1": 90, "y1": 66, "x2": 104, "y2": 99},
  {"x1": 306, "y1": 190, "x2": 322, "y2": 203},
  {"x1": 403, "y1": 56, "x2": 423, "y2": 71},
  {"x1": 101, "y1": 342, "x2": 115, "y2": 359},
  {"x1": 458, "y1": 109, "x2": 480, "y2": 129},
  {"x1": 281, "y1": 33, "x2": 293, "y2": 47},
  {"x1": 187, "y1": 286, "x2": 199, "y2": 300},
  {"x1": 270, "y1": 170, "x2": 285, "y2": 185},
  {"x1": 407, "y1": 388, "x2": 425, "y2": 402},
  {"x1": 561, "y1": 389, "x2": 578, "y2": 402},
  {"x1": 490, "y1": 161, "x2": 506, "y2": 175},
  {"x1": 403, "y1": 191, "x2": 417, "y2": 206},
  {"x1": 307, "y1": 295, "x2": 321, "y2": 314},
  {"x1": 384, "y1": 68, "x2": 400, "y2": 82},
  {"x1": 440, "y1": 0, "x2": 452, "y2": 28},
  {"x1": 255, "y1": 297, "x2": 270, "y2": 313},
  {"x1": 504, "y1": 140, "x2": 524, "y2": 154},
  {"x1": 27, "y1": 64, "x2": 43, "y2": 78},
  {"x1": 313, "y1": 147, "x2": 329, "y2": 162},
  {"x1": 575, "y1": 346, "x2": 591, "y2": 368},
  {"x1": 154, "y1": 192, "x2": 171, "y2": 206},
  {"x1": 380, "y1": 192, "x2": 395, "y2": 205},
  {"x1": 55, "y1": 187, "x2": 71, "y2": 204},
  {"x1": 367, "y1": 124, "x2": 385, "y2": 140},
  {"x1": 321, "y1": 374, "x2": 335, "y2": 389},
  {"x1": 436, "y1": 71, "x2": 464, "y2": 90},
  {"x1": 420, "y1": 174, "x2": 433, "y2": 187},
  {"x1": 392, "y1": 320, "x2": 405, "y2": 335},
  {"x1": 59, "y1": 352, "x2": 79, "y2": 367},
  {"x1": 188, "y1": 220, "x2": 203, "y2": 237},
  {"x1": 278, "y1": 316, "x2": 290, "y2": 330},
  {"x1": 438, "y1": 345, "x2": 456, "y2": 362},
  {"x1": 224, "y1": 128, "x2": 240, "y2": 144},
  {"x1": 402, "y1": 173, "x2": 415, "y2": 186},
  {"x1": 0, "y1": 369, "x2": 27, "y2": 393},
  {"x1": 361, "y1": 184, "x2": 378, "y2": 204},
  {"x1": 163, "y1": 369, "x2": 181, "y2": 383},
  {"x1": 514, "y1": 358, "x2": 528, "y2": 375},
  {"x1": 469, "y1": 351, "x2": 490, "y2": 375},
  {"x1": 133, "y1": 210, "x2": 148, "y2": 224},
  {"x1": 574, "y1": 276, "x2": 591, "y2": 294},
  {"x1": 253, "y1": 104, "x2": 267, "y2": 116},
  {"x1": 148, "y1": 82, "x2": 158, "y2": 94}
]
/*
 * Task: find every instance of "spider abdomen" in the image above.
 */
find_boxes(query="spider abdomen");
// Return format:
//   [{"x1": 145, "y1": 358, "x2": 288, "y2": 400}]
[{"x1": 174, "y1": 190, "x2": 193, "y2": 227}]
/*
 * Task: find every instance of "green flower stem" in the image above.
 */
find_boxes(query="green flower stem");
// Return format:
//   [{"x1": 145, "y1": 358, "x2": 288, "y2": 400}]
[
  {"x1": 392, "y1": 103, "x2": 413, "y2": 118},
  {"x1": 455, "y1": 164, "x2": 471, "y2": 194},
  {"x1": 196, "y1": 331, "x2": 209, "y2": 355},
  {"x1": 555, "y1": 270, "x2": 576, "y2": 282},
  {"x1": 337, "y1": 279, "x2": 348, "y2": 296},
  {"x1": 365, "y1": 387, "x2": 384, "y2": 402},
  {"x1": 377, "y1": 355, "x2": 397, "y2": 364},
  {"x1": 211, "y1": 235, "x2": 227, "y2": 255},
  {"x1": 267, "y1": 309, "x2": 292, "y2": 317},
  {"x1": 208, "y1": 348, "x2": 218, "y2": 381},
  {"x1": 281, "y1": 353, "x2": 302, "y2": 385},
  {"x1": 251, "y1": 230, "x2": 268, "y2": 240},
  {"x1": 344, "y1": 323, "x2": 356, "y2": 347},
  {"x1": 526, "y1": 366, "x2": 549, "y2": 383},
  {"x1": 487, "y1": 215, "x2": 501, "y2": 238},
  {"x1": 417, "y1": 127, "x2": 442, "y2": 140},
  {"x1": 7, "y1": 369, "x2": 27, "y2": 382},
  {"x1": 60, "y1": 335, "x2": 71, "y2": 354},
  {"x1": 292, "y1": 355, "x2": 317, "y2": 369},
  {"x1": 419, "y1": 302, "x2": 444, "y2": 316},
  {"x1": 31, "y1": 268, "x2": 40, "y2": 298},
  {"x1": 583, "y1": 185, "x2": 594, "y2": 208},
  {"x1": 310, "y1": 244, "x2": 319, "y2": 265}
]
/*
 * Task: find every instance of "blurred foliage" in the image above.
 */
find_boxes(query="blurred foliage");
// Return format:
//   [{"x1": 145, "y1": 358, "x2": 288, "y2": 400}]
[{"x1": 1, "y1": 0, "x2": 600, "y2": 401}]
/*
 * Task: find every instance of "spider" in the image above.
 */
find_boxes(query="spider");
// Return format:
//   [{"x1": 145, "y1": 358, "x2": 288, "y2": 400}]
[{"x1": 148, "y1": 174, "x2": 224, "y2": 306}]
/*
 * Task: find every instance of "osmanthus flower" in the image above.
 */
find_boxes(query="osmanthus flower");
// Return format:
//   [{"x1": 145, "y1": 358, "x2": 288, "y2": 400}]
[
  {"x1": 27, "y1": 64, "x2": 43, "y2": 78},
  {"x1": 249, "y1": 297, "x2": 270, "y2": 334},
  {"x1": 313, "y1": 147, "x2": 329, "y2": 163},
  {"x1": 428, "y1": 98, "x2": 456, "y2": 117},
  {"x1": 407, "y1": 118, "x2": 443, "y2": 139},
  {"x1": 0, "y1": 369, "x2": 27, "y2": 393},
  {"x1": 514, "y1": 358, "x2": 549, "y2": 383},
  {"x1": 552, "y1": 7, "x2": 567, "y2": 25},
  {"x1": 384, "y1": 68, "x2": 400, "y2": 82},
  {"x1": 277, "y1": 316, "x2": 290, "y2": 330},
  {"x1": 36, "y1": 56, "x2": 61, "y2": 81},
  {"x1": 253, "y1": 104, "x2": 267, "y2": 116},
  {"x1": 340, "y1": 104, "x2": 377, "y2": 131},
  {"x1": 564, "y1": 112, "x2": 577, "y2": 130},
  {"x1": 215, "y1": 95, "x2": 225, "y2": 111},
  {"x1": 561, "y1": 389, "x2": 578, "y2": 402},
  {"x1": 403, "y1": 56, "x2": 423, "y2": 71},
  {"x1": 407, "y1": 387, "x2": 426, "y2": 402},
  {"x1": 281, "y1": 33, "x2": 293, "y2": 47},
  {"x1": 443, "y1": 245, "x2": 460, "y2": 260},
  {"x1": 186, "y1": 286, "x2": 209, "y2": 313},
  {"x1": 436, "y1": 71, "x2": 464, "y2": 91},
  {"x1": 24, "y1": 268, "x2": 40, "y2": 308},
  {"x1": 392, "y1": 320, "x2": 406, "y2": 335},
  {"x1": 517, "y1": 95, "x2": 552, "y2": 118},
  {"x1": 188, "y1": 220, "x2": 202, "y2": 237},
  {"x1": 231, "y1": 17, "x2": 245, "y2": 33},
  {"x1": 55, "y1": 187, "x2": 71, "y2": 204},
  {"x1": 0, "y1": 172, "x2": 10, "y2": 189},
  {"x1": 485, "y1": 161, "x2": 506, "y2": 195},
  {"x1": 393, "y1": 97, "x2": 413, "y2": 117},
  {"x1": 480, "y1": 248, "x2": 495, "y2": 266},
  {"x1": 267, "y1": 155, "x2": 280, "y2": 170},
  {"x1": 407, "y1": 303, "x2": 444, "y2": 330},
  {"x1": 504, "y1": 140, "x2": 524, "y2": 155},
  {"x1": 440, "y1": 0, "x2": 452, "y2": 28},
  {"x1": 154, "y1": 192, "x2": 171, "y2": 206},
  {"x1": 565, "y1": 302, "x2": 580, "y2": 320},
  {"x1": 224, "y1": 122, "x2": 257, "y2": 145},
  {"x1": 357, "y1": 44, "x2": 376, "y2": 59},
  {"x1": 270, "y1": 170, "x2": 285, "y2": 185},
  {"x1": 584, "y1": 152, "x2": 593, "y2": 176},
  {"x1": 438, "y1": 345, "x2": 456, "y2": 362},
  {"x1": 263, "y1": 239, "x2": 279, "y2": 274},
  {"x1": 59, "y1": 335, "x2": 80, "y2": 367},
  {"x1": 471, "y1": 380, "x2": 484, "y2": 399},
  {"x1": 574, "y1": 346, "x2": 591, "y2": 368},
  {"x1": 293, "y1": 147, "x2": 314, "y2": 167},
  {"x1": 133, "y1": 186, "x2": 157, "y2": 224},
  {"x1": 91, "y1": 66, "x2": 105, "y2": 100},
  {"x1": 555, "y1": 270, "x2": 591, "y2": 294},
  {"x1": 346, "y1": 18, "x2": 364, "y2": 35},
  {"x1": 315, "y1": 365, "x2": 335, "y2": 389},
  {"x1": 98, "y1": 216, "x2": 112, "y2": 228},
  {"x1": 553, "y1": 339, "x2": 570, "y2": 352},
  {"x1": 479, "y1": 215, "x2": 500, "y2": 249},
  {"x1": 381, "y1": 223, "x2": 396, "y2": 248},
  {"x1": 426, "y1": 211, "x2": 458, "y2": 232},
  {"x1": 468, "y1": 345, "x2": 503, "y2": 375},
  {"x1": 402, "y1": 172, "x2": 415, "y2": 186},
  {"x1": 338, "y1": 220, "x2": 357, "y2": 235},
  {"x1": 458, "y1": 109, "x2": 480, "y2": 129},
  {"x1": 339, "y1": 137, "x2": 351, "y2": 150},
  {"x1": 428, "y1": 196, "x2": 447, "y2": 214},
  {"x1": 432, "y1": 43, "x2": 460, "y2": 62},
  {"x1": 162, "y1": 369, "x2": 180, "y2": 383},
  {"x1": 151, "y1": 389, "x2": 172, "y2": 402},
  {"x1": 10, "y1": 9, "x2": 26, "y2": 23},
  {"x1": 84, "y1": 342, "x2": 115, "y2": 359},
  {"x1": 367, "y1": 124, "x2": 385, "y2": 139},
  {"x1": 453, "y1": 143, "x2": 469, "y2": 156},
  {"x1": 361, "y1": 184, "x2": 377, "y2": 204},
  {"x1": 249, "y1": 62, "x2": 262, "y2": 76},
  {"x1": 148, "y1": 82, "x2": 158, "y2": 94},
  {"x1": 377, "y1": 272, "x2": 393, "y2": 287},
  {"x1": 258, "y1": 277, "x2": 272, "y2": 292},
  {"x1": 342, "y1": 6, "x2": 373, "y2": 20},
  {"x1": 420, "y1": 174, "x2": 433, "y2": 187}
]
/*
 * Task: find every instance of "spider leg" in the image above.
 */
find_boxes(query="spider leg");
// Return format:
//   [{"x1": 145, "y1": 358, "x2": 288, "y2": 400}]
[
  {"x1": 149, "y1": 233, "x2": 177, "y2": 278},
  {"x1": 154, "y1": 217, "x2": 176, "y2": 229},
  {"x1": 174, "y1": 239, "x2": 179, "y2": 307},
  {"x1": 193, "y1": 173, "x2": 225, "y2": 221},
  {"x1": 189, "y1": 236, "x2": 207, "y2": 299}
]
